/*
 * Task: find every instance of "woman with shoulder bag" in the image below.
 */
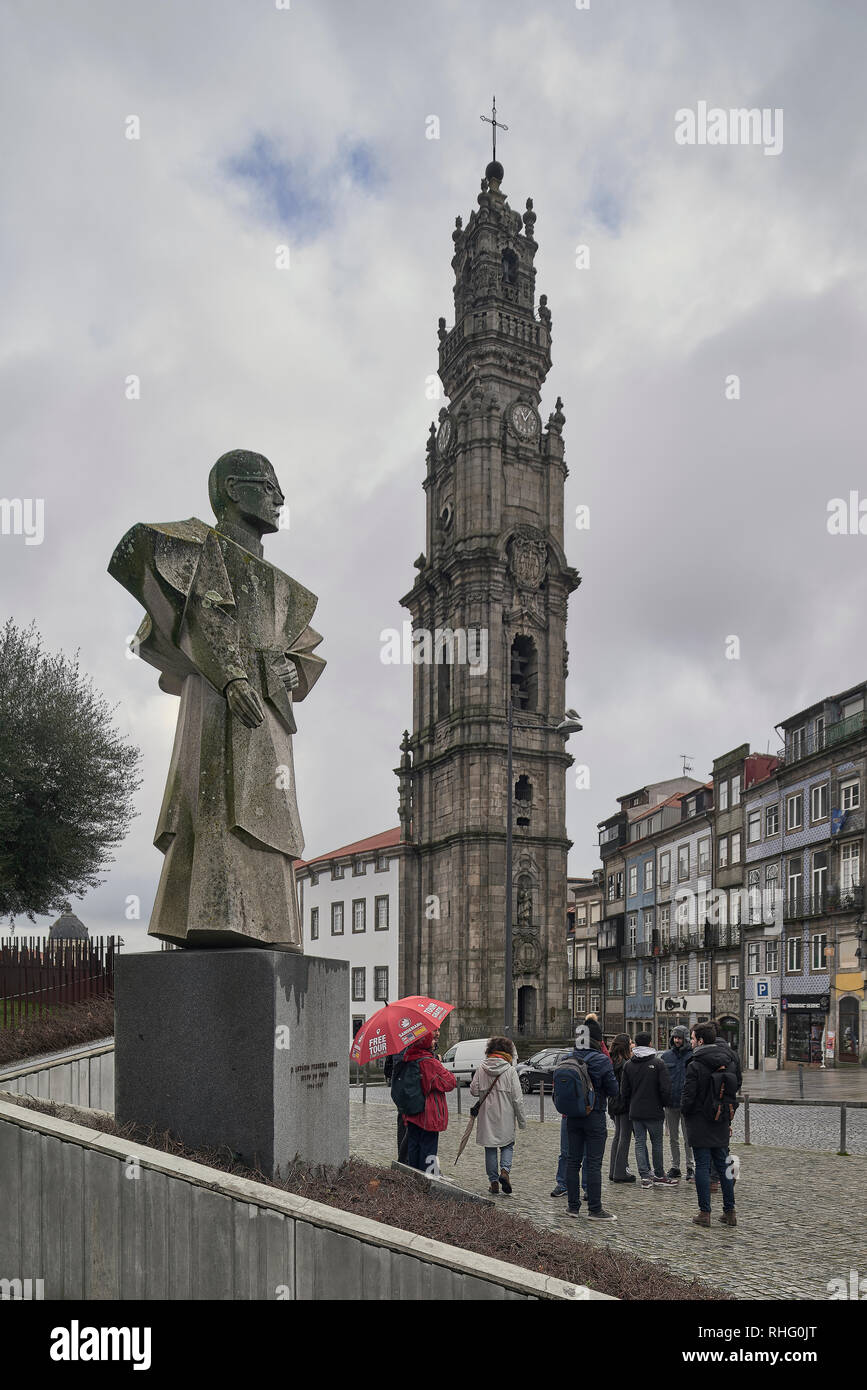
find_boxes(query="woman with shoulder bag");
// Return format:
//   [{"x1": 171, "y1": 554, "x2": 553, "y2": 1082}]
[
  {"x1": 608, "y1": 1033, "x2": 636, "y2": 1183},
  {"x1": 469, "y1": 1036, "x2": 527, "y2": 1194}
]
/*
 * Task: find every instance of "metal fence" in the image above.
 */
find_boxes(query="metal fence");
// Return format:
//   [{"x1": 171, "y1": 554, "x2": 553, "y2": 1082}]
[{"x1": 0, "y1": 937, "x2": 117, "y2": 1027}]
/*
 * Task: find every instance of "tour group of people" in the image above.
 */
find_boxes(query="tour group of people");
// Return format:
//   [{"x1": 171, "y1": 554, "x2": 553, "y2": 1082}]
[{"x1": 388, "y1": 1015, "x2": 742, "y2": 1228}]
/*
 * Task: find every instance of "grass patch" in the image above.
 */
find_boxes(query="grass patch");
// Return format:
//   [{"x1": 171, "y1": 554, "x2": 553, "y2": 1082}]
[
  {"x1": 1, "y1": 1092, "x2": 726, "y2": 1302},
  {"x1": 0, "y1": 994, "x2": 113, "y2": 1067}
]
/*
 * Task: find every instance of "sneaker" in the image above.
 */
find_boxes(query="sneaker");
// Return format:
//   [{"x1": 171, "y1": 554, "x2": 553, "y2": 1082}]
[
  {"x1": 640, "y1": 1177, "x2": 654, "y2": 1189},
  {"x1": 686, "y1": 1168, "x2": 695, "y2": 1182},
  {"x1": 654, "y1": 1175, "x2": 678, "y2": 1187},
  {"x1": 666, "y1": 1167, "x2": 681, "y2": 1179},
  {"x1": 566, "y1": 1207, "x2": 581, "y2": 1218},
  {"x1": 588, "y1": 1208, "x2": 618, "y2": 1221},
  {"x1": 550, "y1": 1187, "x2": 567, "y2": 1198},
  {"x1": 489, "y1": 1181, "x2": 499, "y2": 1195},
  {"x1": 499, "y1": 1170, "x2": 512, "y2": 1195}
]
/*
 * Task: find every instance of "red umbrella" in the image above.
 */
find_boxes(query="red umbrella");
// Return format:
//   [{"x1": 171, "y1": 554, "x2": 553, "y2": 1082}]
[{"x1": 349, "y1": 995, "x2": 454, "y2": 1065}]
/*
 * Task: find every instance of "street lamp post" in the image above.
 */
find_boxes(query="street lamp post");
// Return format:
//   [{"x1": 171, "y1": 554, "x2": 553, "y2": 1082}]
[{"x1": 504, "y1": 699, "x2": 582, "y2": 1038}]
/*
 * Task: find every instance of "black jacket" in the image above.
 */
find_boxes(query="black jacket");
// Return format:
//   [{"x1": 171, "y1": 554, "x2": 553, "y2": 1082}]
[
  {"x1": 681, "y1": 1043, "x2": 738, "y2": 1149},
  {"x1": 608, "y1": 1054, "x2": 628, "y2": 1117},
  {"x1": 621, "y1": 1049, "x2": 672, "y2": 1121}
]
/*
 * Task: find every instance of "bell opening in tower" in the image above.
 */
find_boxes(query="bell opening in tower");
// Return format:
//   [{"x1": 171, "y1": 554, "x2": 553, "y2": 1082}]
[{"x1": 510, "y1": 635, "x2": 538, "y2": 711}]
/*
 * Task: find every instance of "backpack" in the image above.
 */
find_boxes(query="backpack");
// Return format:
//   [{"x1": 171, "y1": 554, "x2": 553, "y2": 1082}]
[
  {"x1": 703, "y1": 1064, "x2": 739, "y2": 1125},
  {"x1": 390, "y1": 1057, "x2": 426, "y2": 1116},
  {"x1": 553, "y1": 1051, "x2": 596, "y2": 1118}
]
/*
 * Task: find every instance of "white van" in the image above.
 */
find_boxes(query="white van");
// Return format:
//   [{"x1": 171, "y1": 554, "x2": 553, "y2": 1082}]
[{"x1": 440, "y1": 1038, "x2": 490, "y2": 1086}]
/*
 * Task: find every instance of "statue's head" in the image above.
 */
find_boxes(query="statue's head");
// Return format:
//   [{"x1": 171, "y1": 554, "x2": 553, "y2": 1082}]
[{"x1": 208, "y1": 449, "x2": 284, "y2": 537}]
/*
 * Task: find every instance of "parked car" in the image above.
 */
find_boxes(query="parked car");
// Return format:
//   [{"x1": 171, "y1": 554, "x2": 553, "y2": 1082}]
[
  {"x1": 516, "y1": 1045, "x2": 569, "y2": 1094},
  {"x1": 439, "y1": 1037, "x2": 489, "y2": 1086}
]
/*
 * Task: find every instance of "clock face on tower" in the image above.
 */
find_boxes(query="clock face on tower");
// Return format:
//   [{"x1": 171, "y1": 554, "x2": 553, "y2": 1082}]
[
  {"x1": 509, "y1": 402, "x2": 540, "y2": 441},
  {"x1": 436, "y1": 416, "x2": 454, "y2": 457}
]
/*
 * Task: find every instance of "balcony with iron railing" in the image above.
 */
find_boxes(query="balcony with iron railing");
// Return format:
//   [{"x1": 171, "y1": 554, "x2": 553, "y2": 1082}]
[
  {"x1": 783, "y1": 884, "x2": 864, "y2": 921},
  {"x1": 711, "y1": 922, "x2": 742, "y2": 949},
  {"x1": 674, "y1": 924, "x2": 708, "y2": 953},
  {"x1": 777, "y1": 710, "x2": 867, "y2": 766}
]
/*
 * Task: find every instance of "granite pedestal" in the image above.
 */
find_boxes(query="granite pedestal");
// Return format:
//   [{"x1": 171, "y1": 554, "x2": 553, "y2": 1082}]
[{"x1": 115, "y1": 947, "x2": 349, "y2": 1177}]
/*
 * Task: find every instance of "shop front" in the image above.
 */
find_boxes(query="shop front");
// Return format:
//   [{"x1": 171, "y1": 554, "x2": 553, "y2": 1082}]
[
  {"x1": 747, "y1": 1004, "x2": 778, "y2": 1070},
  {"x1": 838, "y1": 995, "x2": 861, "y2": 1063},
  {"x1": 782, "y1": 993, "x2": 830, "y2": 1064}
]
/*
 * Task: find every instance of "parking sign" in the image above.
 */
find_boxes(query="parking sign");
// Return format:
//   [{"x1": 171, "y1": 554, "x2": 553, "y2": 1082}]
[{"x1": 756, "y1": 978, "x2": 770, "y2": 999}]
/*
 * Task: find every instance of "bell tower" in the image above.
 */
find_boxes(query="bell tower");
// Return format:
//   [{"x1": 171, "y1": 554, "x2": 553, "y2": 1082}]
[{"x1": 397, "y1": 149, "x2": 580, "y2": 1043}]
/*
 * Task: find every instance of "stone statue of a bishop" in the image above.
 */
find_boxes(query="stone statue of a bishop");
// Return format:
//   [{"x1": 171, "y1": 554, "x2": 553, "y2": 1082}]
[{"x1": 109, "y1": 449, "x2": 324, "y2": 948}]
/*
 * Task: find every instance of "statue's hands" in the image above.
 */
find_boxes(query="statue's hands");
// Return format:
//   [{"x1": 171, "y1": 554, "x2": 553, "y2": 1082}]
[
  {"x1": 225, "y1": 678, "x2": 265, "y2": 728},
  {"x1": 274, "y1": 655, "x2": 299, "y2": 693}
]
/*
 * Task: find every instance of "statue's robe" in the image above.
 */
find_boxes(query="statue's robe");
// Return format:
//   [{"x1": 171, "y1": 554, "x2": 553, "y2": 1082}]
[{"x1": 109, "y1": 518, "x2": 324, "y2": 946}]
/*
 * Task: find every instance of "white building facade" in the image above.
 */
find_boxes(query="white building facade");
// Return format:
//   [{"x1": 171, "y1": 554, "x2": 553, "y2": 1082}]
[{"x1": 295, "y1": 828, "x2": 401, "y2": 1045}]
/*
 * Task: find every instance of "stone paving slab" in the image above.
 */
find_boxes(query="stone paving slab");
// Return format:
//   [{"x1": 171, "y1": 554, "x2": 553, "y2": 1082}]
[{"x1": 350, "y1": 1105, "x2": 867, "y2": 1301}]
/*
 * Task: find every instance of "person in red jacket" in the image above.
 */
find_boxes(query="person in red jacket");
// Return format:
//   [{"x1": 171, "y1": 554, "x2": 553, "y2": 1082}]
[{"x1": 402, "y1": 1030, "x2": 457, "y2": 1175}]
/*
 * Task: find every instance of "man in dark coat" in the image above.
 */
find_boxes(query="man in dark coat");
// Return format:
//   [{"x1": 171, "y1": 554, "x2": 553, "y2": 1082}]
[
  {"x1": 681, "y1": 1022, "x2": 738, "y2": 1227},
  {"x1": 711, "y1": 1019, "x2": 743, "y2": 1091},
  {"x1": 660, "y1": 1025, "x2": 694, "y2": 1180},
  {"x1": 558, "y1": 1027, "x2": 619, "y2": 1221},
  {"x1": 620, "y1": 1032, "x2": 676, "y2": 1188}
]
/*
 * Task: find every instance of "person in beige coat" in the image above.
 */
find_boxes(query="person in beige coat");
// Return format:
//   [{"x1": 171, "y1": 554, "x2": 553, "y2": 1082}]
[{"x1": 469, "y1": 1036, "x2": 527, "y2": 1194}]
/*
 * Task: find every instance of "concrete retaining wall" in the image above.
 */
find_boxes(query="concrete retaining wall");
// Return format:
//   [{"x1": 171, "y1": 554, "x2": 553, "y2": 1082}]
[
  {"x1": 0, "y1": 1097, "x2": 609, "y2": 1301},
  {"x1": 0, "y1": 1041, "x2": 114, "y2": 1112}
]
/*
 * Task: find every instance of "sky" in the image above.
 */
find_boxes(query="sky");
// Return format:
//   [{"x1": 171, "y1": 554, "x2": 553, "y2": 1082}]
[{"x1": 1, "y1": 0, "x2": 866, "y2": 944}]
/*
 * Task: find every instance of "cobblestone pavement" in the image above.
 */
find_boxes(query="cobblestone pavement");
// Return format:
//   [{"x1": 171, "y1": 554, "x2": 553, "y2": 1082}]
[
  {"x1": 351, "y1": 1085, "x2": 867, "y2": 1155},
  {"x1": 350, "y1": 1102, "x2": 867, "y2": 1301}
]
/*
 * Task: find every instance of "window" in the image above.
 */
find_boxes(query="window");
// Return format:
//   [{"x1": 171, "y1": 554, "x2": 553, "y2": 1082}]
[
  {"x1": 748, "y1": 943, "x2": 761, "y2": 974},
  {"x1": 748, "y1": 810, "x2": 762, "y2": 844},
  {"x1": 811, "y1": 934, "x2": 827, "y2": 972},
  {"x1": 766, "y1": 804, "x2": 779, "y2": 837},
  {"x1": 643, "y1": 968, "x2": 653, "y2": 994},
  {"x1": 628, "y1": 866, "x2": 638, "y2": 896},
  {"x1": 815, "y1": 716, "x2": 826, "y2": 751},
  {"x1": 352, "y1": 1016, "x2": 364, "y2": 1037},
  {"x1": 678, "y1": 963, "x2": 689, "y2": 992},
  {"x1": 685, "y1": 798, "x2": 696, "y2": 818},
  {"x1": 810, "y1": 782, "x2": 829, "y2": 824},
  {"x1": 614, "y1": 968, "x2": 623, "y2": 992},
  {"x1": 375, "y1": 895, "x2": 389, "y2": 930},
  {"x1": 731, "y1": 832, "x2": 742, "y2": 864},
  {"x1": 309, "y1": 871, "x2": 318, "y2": 888},
  {"x1": 786, "y1": 935, "x2": 803, "y2": 973},
  {"x1": 616, "y1": 871, "x2": 623, "y2": 898},
  {"x1": 590, "y1": 991, "x2": 601, "y2": 1014},
  {"x1": 842, "y1": 842, "x2": 861, "y2": 893},
  {"x1": 717, "y1": 963, "x2": 727, "y2": 991},
  {"x1": 718, "y1": 782, "x2": 729, "y2": 811},
  {"x1": 332, "y1": 863, "x2": 344, "y2": 880},
  {"x1": 606, "y1": 967, "x2": 617, "y2": 991},
  {"x1": 659, "y1": 905, "x2": 670, "y2": 945},
  {"x1": 698, "y1": 960, "x2": 709, "y2": 992},
  {"x1": 627, "y1": 914, "x2": 637, "y2": 948},
  {"x1": 841, "y1": 779, "x2": 860, "y2": 812},
  {"x1": 765, "y1": 864, "x2": 778, "y2": 915},
  {"x1": 659, "y1": 964, "x2": 670, "y2": 992},
  {"x1": 352, "y1": 899, "x2": 366, "y2": 933},
  {"x1": 718, "y1": 837, "x2": 729, "y2": 869},
  {"x1": 310, "y1": 907, "x2": 319, "y2": 941},
  {"x1": 352, "y1": 859, "x2": 365, "y2": 877},
  {"x1": 765, "y1": 939, "x2": 778, "y2": 973},
  {"x1": 659, "y1": 851, "x2": 671, "y2": 887},
  {"x1": 627, "y1": 967, "x2": 637, "y2": 995},
  {"x1": 731, "y1": 774, "x2": 741, "y2": 806},
  {"x1": 698, "y1": 837, "x2": 710, "y2": 874},
  {"x1": 786, "y1": 794, "x2": 803, "y2": 831},
  {"x1": 787, "y1": 856, "x2": 802, "y2": 911},
  {"x1": 677, "y1": 845, "x2": 690, "y2": 881},
  {"x1": 607, "y1": 873, "x2": 615, "y2": 902},
  {"x1": 375, "y1": 853, "x2": 389, "y2": 872},
  {"x1": 791, "y1": 727, "x2": 807, "y2": 760},
  {"x1": 643, "y1": 860, "x2": 654, "y2": 891},
  {"x1": 644, "y1": 909, "x2": 654, "y2": 935},
  {"x1": 729, "y1": 889, "x2": 742, "y2": 925},
  {"x1": 374, "y1": 966, "x2": 389, "y2": 1001},
  {"x1": 730, "y1": 969, "x2": 740, "y2": 989},
  {"x1": 331, "y1": 902, "x2": 344, "y2": 935},
  {"x1": 574, "y1": 990, "x2": 586, "y2": 1013},
  {"x1": 351, "y1": 967, "x2": 366, "y2": 1001},
  {"x1": 811, "y1": 850, "x2": 828, "y2": 906}
]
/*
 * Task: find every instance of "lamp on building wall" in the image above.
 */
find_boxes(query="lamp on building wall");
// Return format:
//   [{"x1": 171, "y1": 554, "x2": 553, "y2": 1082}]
[{"x1": 505, "y1": 702, "x2": 582, "y2": 1037}]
